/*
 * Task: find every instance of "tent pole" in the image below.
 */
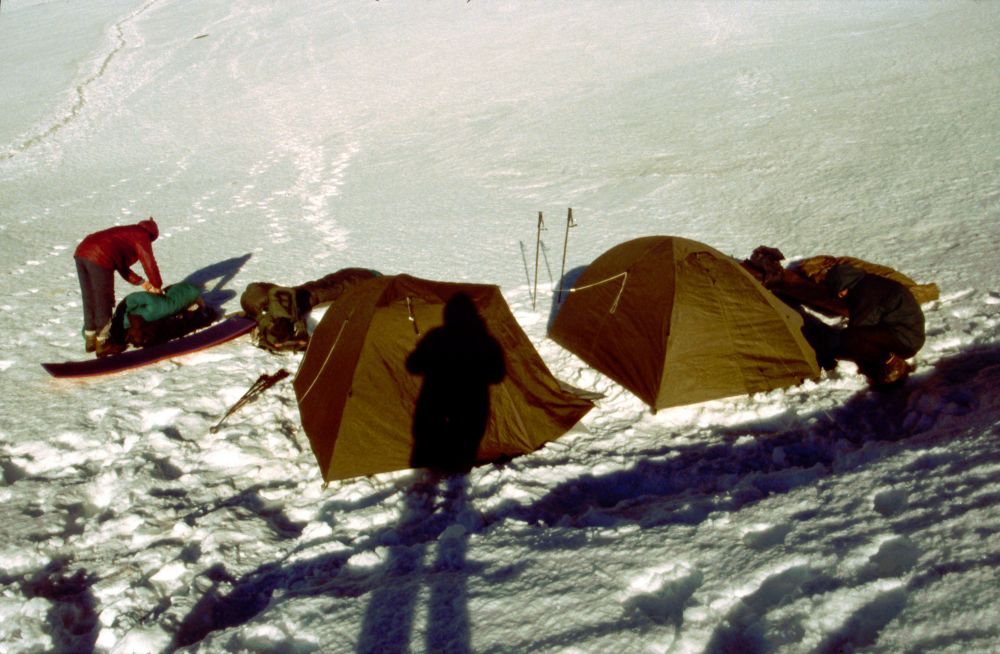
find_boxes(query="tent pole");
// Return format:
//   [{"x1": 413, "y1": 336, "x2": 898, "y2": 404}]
[
  {"x1": 532, "y1": 211, "x2": 545, "y2": 309},
  {"x1": 557, "y1": 207, "x2": 576, "y2": 304}
]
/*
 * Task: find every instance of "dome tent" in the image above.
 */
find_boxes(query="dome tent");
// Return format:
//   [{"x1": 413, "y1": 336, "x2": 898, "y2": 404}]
[
  {"x1": 549, "y1": 236, "x2": 821, "y2": 411},
  {"x1": 295, "y1": 274, "x2": 594, "y2": 482}
]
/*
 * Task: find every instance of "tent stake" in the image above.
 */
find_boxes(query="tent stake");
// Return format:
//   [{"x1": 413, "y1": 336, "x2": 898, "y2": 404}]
[
  {"x1": 557, "y1": 207, "x2": 576, "y2": 304},
  {"x1": 533, "y1": 211, "x2": 545, "y2": 309}
]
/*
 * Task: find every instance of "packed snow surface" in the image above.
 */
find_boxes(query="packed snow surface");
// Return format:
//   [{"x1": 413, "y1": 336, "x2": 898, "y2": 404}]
[{"x1": 1, "y1": 1, "x2": 999, "y2": 652}]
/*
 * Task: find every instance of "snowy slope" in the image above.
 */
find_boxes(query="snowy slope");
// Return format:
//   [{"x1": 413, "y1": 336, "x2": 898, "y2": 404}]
[{"x1": 1, "y1": 1, "x2": 999, "y2": 653}]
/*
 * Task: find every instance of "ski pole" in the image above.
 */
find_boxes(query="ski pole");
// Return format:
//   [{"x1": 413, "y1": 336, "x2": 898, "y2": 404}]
[
  {"x1": 557, "y1": 207, "x2": 576, "y2": 304},
  {"x1": 533, "y1": 211, "x2": 545, "y2": 309}
]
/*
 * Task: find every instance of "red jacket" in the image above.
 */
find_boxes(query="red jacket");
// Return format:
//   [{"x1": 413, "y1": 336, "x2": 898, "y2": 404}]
[{"x1": 74, "y1": 218, "x2": 162, "y2": 288}]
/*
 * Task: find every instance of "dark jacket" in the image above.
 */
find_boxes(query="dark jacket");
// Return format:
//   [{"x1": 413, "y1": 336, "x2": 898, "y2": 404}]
[
  {"x1": 826, "y1": 264, "x2": 925, "y2": 353},
  {"x1": 74, "y1": 219, "x2": 162, "y2": 288}
]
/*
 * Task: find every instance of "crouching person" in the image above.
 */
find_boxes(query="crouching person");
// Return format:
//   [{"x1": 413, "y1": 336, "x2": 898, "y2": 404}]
[{"x1": 824, "y1": 264, "x2": 925, "y2": 387}]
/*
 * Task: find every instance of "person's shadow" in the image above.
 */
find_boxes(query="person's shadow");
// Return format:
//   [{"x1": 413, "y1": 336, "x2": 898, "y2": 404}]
[
  {"x1": 165, "y1": 342, "x2": 1000, "y2": 652},
  {"x1": 357, "y1": 473, "x2": 476, "y2": 654},
  {"x1": 357, "y1": 294, "x2": 506, "y2": 652},
  {"x1": 405, "y1": 293, "x2": 506, "y2": 473},
  {"x1": 17, "y1": 559, "x2": 99, "y2": 653}
]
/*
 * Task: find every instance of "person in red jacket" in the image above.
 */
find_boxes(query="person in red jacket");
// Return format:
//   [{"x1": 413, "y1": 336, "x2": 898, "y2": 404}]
[{"x1": 74, "y1": 217, "x2": 164, "y2": 355}]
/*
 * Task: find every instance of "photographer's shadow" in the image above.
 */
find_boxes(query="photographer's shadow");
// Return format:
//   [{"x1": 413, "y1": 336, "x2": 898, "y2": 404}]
[
  {"x1": 358, "y1": 294, "x2": 507, "y2": 652},
  {"x1": 406, "y1": 292, "x2": 506, "y2": 473}
]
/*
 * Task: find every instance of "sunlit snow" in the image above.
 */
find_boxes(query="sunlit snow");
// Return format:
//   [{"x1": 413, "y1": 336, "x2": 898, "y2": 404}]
[{"x1": 1, "y1": 1, "x2": 999, "y2": 653}]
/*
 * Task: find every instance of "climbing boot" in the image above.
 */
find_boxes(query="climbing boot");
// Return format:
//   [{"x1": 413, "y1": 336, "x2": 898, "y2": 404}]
[{"x1": 84, "y1": 330, "x2": 97, "y2": 353}]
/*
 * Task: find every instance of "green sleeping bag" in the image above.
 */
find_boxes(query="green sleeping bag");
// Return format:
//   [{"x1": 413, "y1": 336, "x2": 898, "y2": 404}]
[{"x1": 121, "y1": 283, "x2": 203, "y2": 329}]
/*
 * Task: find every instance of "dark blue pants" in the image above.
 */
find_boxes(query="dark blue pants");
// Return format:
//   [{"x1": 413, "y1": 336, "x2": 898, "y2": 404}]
[
  {"x1": 832, "y1": 325, "x2": 916, "y2": 379},
  {"x1": 75, "y1": 257, "x2": 115, "y2": 332},
  {"x1": 837, "y1": 326, "x2": 915, "y2": 363},
  {"x1": 803, "y1": 318, "x2": 915, "y2": 374}
]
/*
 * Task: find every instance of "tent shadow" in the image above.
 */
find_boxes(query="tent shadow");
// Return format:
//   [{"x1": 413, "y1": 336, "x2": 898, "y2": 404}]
[
  {"x1": 181, "y1": 253, "x2": 252, "y2": 313},
  {"x1": 168, "y1": 343, "x2": 1000, "y2": 651},
  {"x1": 546, "y1": 265, "x2": 587, "y2": 332},
  {"x1": 510, "y1": 342, "x2": 1000, "y2": 530},
  {"x1": 472, "y1": 343, "x2": 1000, "y2": 651}
]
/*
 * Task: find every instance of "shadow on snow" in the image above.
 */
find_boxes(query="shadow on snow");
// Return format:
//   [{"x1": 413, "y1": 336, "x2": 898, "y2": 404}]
[
  {"x1": 181, "y1": 253, "x2": 252, "y2": 314},
  {"x1": 164, "y1": 342, "x2": 1000, "y2": 652},
  {"x1": 0, "y1": 557, "x2": 100, "y2": 654}
]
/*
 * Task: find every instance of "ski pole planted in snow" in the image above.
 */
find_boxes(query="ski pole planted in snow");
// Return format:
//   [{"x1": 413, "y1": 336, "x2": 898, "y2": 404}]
[
  {"x1": 557, "y1": 207, "x2": 576, "y2": 304},
  {"x1": 533, "y1": 211, "x2": 545, "y2": 309}
]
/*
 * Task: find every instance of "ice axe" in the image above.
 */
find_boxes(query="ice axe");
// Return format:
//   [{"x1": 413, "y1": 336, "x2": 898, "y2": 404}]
[{"x1": 210, "y1": 368, "x2": 290, "y2": 432}]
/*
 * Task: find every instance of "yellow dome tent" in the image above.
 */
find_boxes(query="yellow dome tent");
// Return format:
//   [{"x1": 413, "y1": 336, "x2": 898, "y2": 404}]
[
  {"x1": 295, "y1": 274, "x2": 594, "y2": 482},
  {"x1": 549, "y1": 236, "x2": 821, "y2": 412}
]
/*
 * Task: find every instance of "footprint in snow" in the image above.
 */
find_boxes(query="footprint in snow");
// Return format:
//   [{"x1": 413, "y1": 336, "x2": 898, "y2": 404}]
[
  {"x1": 704, "y1": 563, "x2": 822, "y2": 653},
  {"x1": 902, "y1": 387, "x2": 978, "y2": 434},
  {"x1": 622, "y1": 564, "x2": 704, "y2": 627},
  {"x1": 861, "y1": 535, "x2": 922, "y2": 580},
  {"x1": 872, "y1": 489, "x2": 908, "y2": 517},
  {"x1": 742, "y1": 523, "x2": 793, "y2": 551}
]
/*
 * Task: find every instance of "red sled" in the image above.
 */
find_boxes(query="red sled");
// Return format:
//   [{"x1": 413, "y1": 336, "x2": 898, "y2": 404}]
[{"x1": 42, "y1": 316, "x2": 255, "y2": 379}]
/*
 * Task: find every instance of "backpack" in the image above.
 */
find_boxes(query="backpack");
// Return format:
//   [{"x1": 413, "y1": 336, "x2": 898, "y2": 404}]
[
  {"x1": 241, "y1": 283, "x2": 309, "y2": 352},
  {"x1": 240, "y1": 269, "x2": 382, "y2": 353}
]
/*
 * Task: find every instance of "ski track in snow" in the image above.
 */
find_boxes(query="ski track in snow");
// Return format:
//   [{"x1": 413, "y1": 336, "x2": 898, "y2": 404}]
[{"x1": 0, "y1": 0, "x2": 162, "y2": 164}]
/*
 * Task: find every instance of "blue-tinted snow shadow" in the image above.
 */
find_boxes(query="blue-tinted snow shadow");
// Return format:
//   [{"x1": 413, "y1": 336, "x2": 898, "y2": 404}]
[
  {"x1": 546, "y1": 264, "x2": 588, "y2": 331},
  {"x1": 175, "y1": 480, "x2": 308, "y2": 540},
  {"x1": 514, "y1": 342, "x2": 1000, "y2": 530},
  {"x1": 181, "y1": 252, "x2": 252, "y2": 313},
  {"x1": 0, "y1": 557, "x2": 100, "y2": 654},
  {"x1": 170, "y1": 475, "x2": 483, "y2": 654},
  {"x1": 485, "y1": 342, "x2": 1000, "y2": 653},
  {"x1": 167, "y1": 343, "x2": 1000, "y2": 652}
]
